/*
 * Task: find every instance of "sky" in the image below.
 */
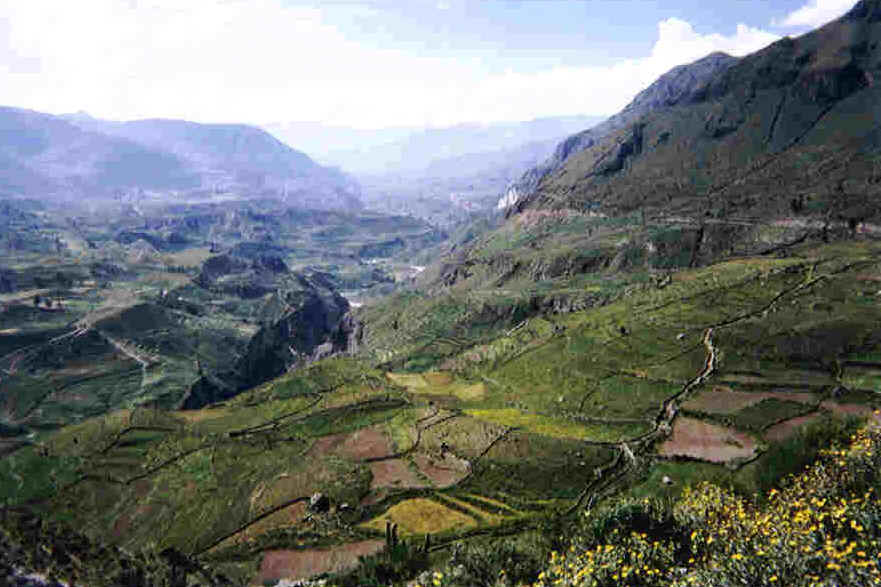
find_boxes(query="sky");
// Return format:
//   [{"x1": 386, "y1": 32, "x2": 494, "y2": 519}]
[{"x1": 0, "y1": 0, "x2": 861, "y2": 130}]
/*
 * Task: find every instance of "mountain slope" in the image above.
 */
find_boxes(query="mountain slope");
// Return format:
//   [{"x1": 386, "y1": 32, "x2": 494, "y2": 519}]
[
  {"x1": 268, "y1": 116, "x2": 604, "y2": 176},
  {"x1": 0, "y1": 106, "x2": 198, "y2": 197},
  {"x1": 503, "y1": 52, "x2": 738, "y2": 208},
  {"x1": 67, "y1": 115, "x2": 362, "y2": 210},
  {"x1": 349, "y1": 117, "x2": 604, "y2": 226},
  {"x1": 0, "y1": 107, "x2": 361, "y2": 210},
  {"x1": 513, "y1": 0, "x2": 881, "y2": 225},
  {"x1": 362, "y1": 0, "x2": 881, "y2": 373}
]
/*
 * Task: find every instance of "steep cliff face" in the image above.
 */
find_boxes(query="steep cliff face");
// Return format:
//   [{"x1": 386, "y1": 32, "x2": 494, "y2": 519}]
[
  {"x1": 180, "y1": 264, "x2": 352, "y2": 409},
  {"x1": 233, "y1": 283, "x2": 350, "y2": 386}
]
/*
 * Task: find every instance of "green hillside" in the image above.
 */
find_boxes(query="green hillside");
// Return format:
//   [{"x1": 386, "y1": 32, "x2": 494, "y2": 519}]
[
  {"x1": 4, "y1": 3, "x2": 881, "y2": 586},
  {"x1": 4, "y1": 238, "x2": 881, "y2": 584}
]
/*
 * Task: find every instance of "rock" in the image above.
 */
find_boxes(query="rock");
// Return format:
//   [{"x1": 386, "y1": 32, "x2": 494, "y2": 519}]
[
  {"x1": 309, "y1": 492, "x2": 330, "y2": 513},
  {"x1": 451, "y1": 564, "x2": 468, "y2": 581},
  {"x1": 311, "y1": 341, "x2": 335, "y2": 362}
]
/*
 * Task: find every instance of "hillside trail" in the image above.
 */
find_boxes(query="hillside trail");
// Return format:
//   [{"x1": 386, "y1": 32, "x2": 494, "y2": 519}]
[
  {"x1": 569, "y1": 327, "x2": 718, "y2": 515},
  {"x1": 574, "y1": 258, "x2": 866, "y2": 512},
  {"x1": 97, "y1": 331, "x2": 159, "y2": 389}
]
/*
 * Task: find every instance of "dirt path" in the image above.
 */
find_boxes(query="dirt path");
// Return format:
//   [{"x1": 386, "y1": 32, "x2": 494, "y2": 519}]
[
  {"x1": 562, "y1": 327, "x2": 720, "y2": 517},
  {"x1": 97, "y1": 331, "x2": 159, "y2": 389}
]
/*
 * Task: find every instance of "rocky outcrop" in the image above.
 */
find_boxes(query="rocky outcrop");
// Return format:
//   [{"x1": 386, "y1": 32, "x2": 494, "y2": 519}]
[
  {"x1": 180, "y1": 272, "x2": 352, "y2": 409},
  {"x1": 195, "y1": 253, "x2": 293, "y2": 299},
  {"x1": 0, "y1": 269, "x2": 17, "y2": 293}
]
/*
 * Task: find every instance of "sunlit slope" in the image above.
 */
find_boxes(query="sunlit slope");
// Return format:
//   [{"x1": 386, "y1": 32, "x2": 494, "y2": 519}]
[{"x1": 3, "y1": 240, "x2": 880, "y2": 584}]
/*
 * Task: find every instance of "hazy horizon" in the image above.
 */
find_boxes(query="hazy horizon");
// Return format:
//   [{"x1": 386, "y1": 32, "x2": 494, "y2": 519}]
[{"x1": 0, "y1": 0, "x2": 857, "y2": 130}]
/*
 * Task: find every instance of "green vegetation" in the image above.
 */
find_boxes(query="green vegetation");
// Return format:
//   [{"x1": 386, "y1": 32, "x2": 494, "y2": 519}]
[
  {"x1": 730, "y1": 398, "x2": 813, "y2": 431},
  {"x1": 6, "y1": 13, "x2": 881, "y2": 578},
  {"x1": 5, "y1": 237, "x2": 881, "y2": 585}
]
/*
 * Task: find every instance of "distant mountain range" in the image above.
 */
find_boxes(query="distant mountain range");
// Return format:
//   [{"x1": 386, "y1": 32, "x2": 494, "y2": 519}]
[
  {"x1": 265, "y1": 115, "x2": 605, "y2": 175},
  {"x1": 265, "y1": 115, "x2": 605, "y2": 225},
  {"x1": 0, "y1": 107, "x2": 361, "y2": 210}
]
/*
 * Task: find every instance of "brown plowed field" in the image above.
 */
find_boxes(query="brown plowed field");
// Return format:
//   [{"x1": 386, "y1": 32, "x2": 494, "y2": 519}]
[
  {"x1": 369, "y1": 458, "x2": 427, "y2": 489},
  {"x1": 254, "y1": 539, "x2": 385, "y2": 585},
  {"x1": 412, "y1": 452, "x2": 469, "y2": 487},
  {"x1": 683, "y1": 386, "x2": 817, "y2": 415},
  {"x1": 307, "y1": 425, "x2": 394, "y2": 461},
  {"x1": 658, "y1": 417, "x2": 757, "y2": 463},
  {"x1": 820, "y1": 401, "x2": 875, "y2": 417},
  {"x1": 338, "y1": 426, "x2": 394, "y2": 460}
]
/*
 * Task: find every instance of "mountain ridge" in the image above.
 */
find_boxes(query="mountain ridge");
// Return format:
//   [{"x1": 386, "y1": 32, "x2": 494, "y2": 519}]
[
  {"x1": 0, "y1": 107, "x2": 361, "y2": 210},
  {"x1": 502, "y1": 52, "x2": 739, "y2": 209},
  {"x1": 510, "y1": 0, "x2": 881, "y2": 221}
]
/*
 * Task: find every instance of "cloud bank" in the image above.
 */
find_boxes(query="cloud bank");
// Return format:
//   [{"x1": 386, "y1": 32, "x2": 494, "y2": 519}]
[
  {"x1": 0, "y1": 1, "x2": 787, "y2": 129},
  {"x1": 778, "y1": 0, "x2": 855, "y2": 28}
]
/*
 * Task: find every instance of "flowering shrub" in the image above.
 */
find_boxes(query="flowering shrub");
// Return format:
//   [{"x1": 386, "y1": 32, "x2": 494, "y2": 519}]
[{"x1": 532, "y1": 422, "x2": 881, "y2": 587}]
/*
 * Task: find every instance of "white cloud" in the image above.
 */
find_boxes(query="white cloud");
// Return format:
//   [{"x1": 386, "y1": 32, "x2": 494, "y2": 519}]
[
  {"x1": 0, "y1": 1, "x2": 781, "y2": 130},
  {"x1": 777, "y1": 0, "x2": 855, "y2": 28},
  {"x1": 456, "y1": 18, "x2": 779, "y2": 124}
]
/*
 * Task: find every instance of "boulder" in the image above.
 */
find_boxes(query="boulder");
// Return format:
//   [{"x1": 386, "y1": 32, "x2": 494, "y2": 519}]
[{"x1": 309, "y1": 492, "x2": 330, "y2": 513}]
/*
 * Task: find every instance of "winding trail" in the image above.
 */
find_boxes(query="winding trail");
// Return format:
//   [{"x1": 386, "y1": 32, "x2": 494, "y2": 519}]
[{"x1": 563, "y1": 327, "x2": 719, "y2": 517}]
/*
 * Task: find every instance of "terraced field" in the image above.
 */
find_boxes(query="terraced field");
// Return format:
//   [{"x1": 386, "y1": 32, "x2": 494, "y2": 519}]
[{"x1": 4, "y1": 241, "x2": 881, "y2": 584}]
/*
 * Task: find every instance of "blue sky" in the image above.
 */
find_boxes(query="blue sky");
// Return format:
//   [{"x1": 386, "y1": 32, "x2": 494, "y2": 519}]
[
  {"x1": 321, "y1": 0, "x2": 817, "y2": 69},
  {"x1": 0, "y1": 0, "x2": 858, "y2": 129}
]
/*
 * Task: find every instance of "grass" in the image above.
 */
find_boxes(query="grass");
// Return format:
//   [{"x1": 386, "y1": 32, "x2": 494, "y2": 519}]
[
  {"x1": 360, "y1": 497, "x2": 478, "y2": 536},
  {"x1": 461, "y1": 493, "x2": 522, "y2": 515},
  {"x1": 387, "y1": 372, "x2": 487, "y2": 401},
  {"x1": 434, "y1": 494, "x2": 505, "y2": 525},
  {"x1": 0, "y1": 447, "x2": 81, "y2": 505},
  {"x1": 734, "y1": 414, "x2": 864, "y2": 497},
  {"x1": 6, "y1": 239, "x2": 881, "y2": 584},
  {"x1": 465, "y1": 408, "x2": 649, "y2": 442},
  {"x1": 730, "y1": 398, "x2": 814, "y2": 431}
]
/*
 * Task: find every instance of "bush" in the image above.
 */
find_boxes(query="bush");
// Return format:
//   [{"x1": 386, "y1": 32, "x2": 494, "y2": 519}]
[
  {"x1": 336, "y1": 541, "x2": 429, "y2": 587},
  {"x1": 529, "y1": 418, "x2": 881, "y2": 586},
  {"x1": 743, "y1": 414, "x2": 862, "y2": 496}
]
